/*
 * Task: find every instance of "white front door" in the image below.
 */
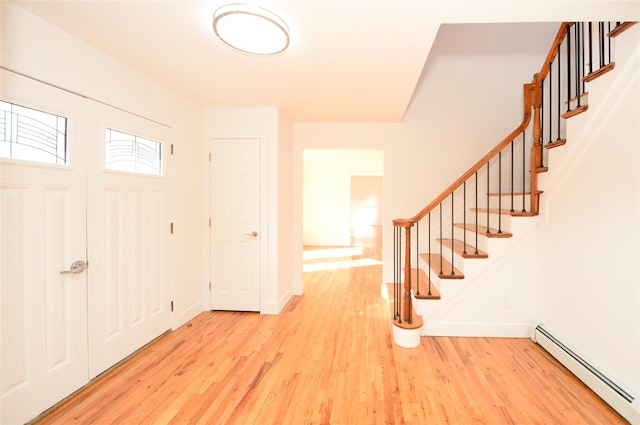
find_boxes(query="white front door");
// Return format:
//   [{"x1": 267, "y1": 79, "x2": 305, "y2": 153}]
[
  {"x1": 87, "y1": 103, "x2": 172, "y2": 378},
  {"x1": 1, "y1": 71, "x2": 173, "y2": 424},
  {"x1": 210, "y1": 138, "x2": 261, "y2": 312},
  {"x1": 0, "y1": 71, "x2": 90, "y2": 424}
]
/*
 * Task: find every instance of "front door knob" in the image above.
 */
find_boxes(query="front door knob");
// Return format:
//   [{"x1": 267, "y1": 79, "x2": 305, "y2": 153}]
[{"x1": 60, "y1": 260, "x2": 88, "y2": 275}]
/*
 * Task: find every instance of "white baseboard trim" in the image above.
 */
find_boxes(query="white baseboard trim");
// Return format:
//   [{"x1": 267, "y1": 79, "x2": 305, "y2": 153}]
[
  {"x1": 261, "y1": 287, "x2": 294, "y2": 315},
  {"x1": 423, "y1": 321, "x2": 532, "y2": 338},
  {"x1": 532, "y1": 324, "x2": 639, "y2": 424},
  {"x1": 172, "y1": 301, "x2": 203, "y2": 330}
]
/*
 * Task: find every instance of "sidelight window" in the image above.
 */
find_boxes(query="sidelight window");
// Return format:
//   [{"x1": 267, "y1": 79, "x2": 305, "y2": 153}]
[{"x1": 0, "y1": 100, "x2": 68, "y2": 165}]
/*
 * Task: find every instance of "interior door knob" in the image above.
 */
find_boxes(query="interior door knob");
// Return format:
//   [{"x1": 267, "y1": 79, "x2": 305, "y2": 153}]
[{"x1": 245, "y1": 231, "x2": 259, "y2": 237}]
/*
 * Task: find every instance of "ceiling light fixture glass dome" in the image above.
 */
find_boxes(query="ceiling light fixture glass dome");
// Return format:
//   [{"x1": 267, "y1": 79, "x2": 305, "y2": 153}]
[{"x1": 213, "y1": 3, "x2": 290, "y2": 55}]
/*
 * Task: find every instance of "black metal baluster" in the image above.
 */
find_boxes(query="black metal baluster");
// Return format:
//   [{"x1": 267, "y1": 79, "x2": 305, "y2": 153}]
[
  {"x1": 486, "y1": 162, "x2": 490, "y2": 233},
  {"x1": 588, "y1": 22, "x2": 593, "y2": 75},
  {"x1": 541, "y1": 75, "x2": 545, "y2": 146},
  {"x1": 510, "y1": 140, "x2": 515, "y2": 212},
  {"x1": 575, "y1": 22, "x2": 581, "y2": 107},
  {"x1": 540, "y1": 78, "x2": 546, "y2": 167},
  {"x1": 580, "y1": 22, "x2": 586, "y2": 96},
  {"x1": 522, "y1": 131, "x2": 526, "y2": 212},
  {"x1": 474, "y1": 172, "x2": 479, "y2": 254},
  {"x1": 451, "y1": 192, "x2": 455, "y2": 276},
  {"x1": 599, "y1": 22, "x2": 605, "y2": 68},
  {"x1": 393, "y1": 225, "x2": 399, "y2": 320},
  {"x1": 439, "y1": 203, "x2": 443, "y2": 276},
  {"x1": 398, "y1": 225, "x2": 402, "y2": 321},
  {"x1": 415, "y1": 222, "x2": 420, "y2": 296},
  {"x1": 608, "y1": 22, "x2": 612, "y2": 65},
  {"x1": 567, "y1": 28, "x2": 572, "y2": 113},
  {"x1": 547, "y1": 63, "x2": 552, "y2": 144},
  {"x1": 399, "y1": 226, "x2": 403, "y2": 321},
  {"x1": 399, "y1": 226, "x2": 403, "y2": 320},
  {"x1": 463, "y1": 182, "x2": 467, "y2": 255},
  {"x1": 498, "y1": 151, "x2": 503, "y2": 233},
  {"x1": 557, "y1": 41, "x2": 562, "y2": 142},
  {"x1": 428, "y1": 212, "x2": 432, "y2": 296}
]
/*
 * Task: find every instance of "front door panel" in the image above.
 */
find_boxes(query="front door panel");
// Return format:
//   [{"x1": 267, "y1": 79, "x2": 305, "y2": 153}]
[{"x1": 0, "y1": 70, "x2": 89, "y2": 424}]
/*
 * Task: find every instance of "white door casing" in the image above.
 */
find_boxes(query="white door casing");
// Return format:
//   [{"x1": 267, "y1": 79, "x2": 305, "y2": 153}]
[
  {"x1": 210, "y1": 138, "x2": 261, "y2": 312},
  {"x1": 87, "y1": 103, "x2": 172, "y2": 378},
  {"x1": 0, "y1": 70, "x2": 90, "y2": 424}
]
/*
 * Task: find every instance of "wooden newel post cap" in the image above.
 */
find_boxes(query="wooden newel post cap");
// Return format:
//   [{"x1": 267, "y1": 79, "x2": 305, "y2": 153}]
[{"x1": 392, "y1": 219, "x2": 414, "y2": 228}]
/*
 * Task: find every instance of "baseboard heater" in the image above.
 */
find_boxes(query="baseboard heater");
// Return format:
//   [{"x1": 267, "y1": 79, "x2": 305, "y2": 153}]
[{"x1": 533, "y1": 324, "x2": 638, "y2": 424}]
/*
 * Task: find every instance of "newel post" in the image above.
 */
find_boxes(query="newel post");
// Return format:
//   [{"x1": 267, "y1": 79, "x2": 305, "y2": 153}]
[
  {"x1": 393, "y1": 219, "x2": 414, "y2": 324},
  {"x1": 530, "y1": 74, "x2": 544, "y2": 214}
]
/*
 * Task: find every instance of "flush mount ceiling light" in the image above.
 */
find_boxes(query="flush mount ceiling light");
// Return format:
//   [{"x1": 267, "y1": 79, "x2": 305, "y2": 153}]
[{"x1": 213, "y1": 3, "x2": 290, "y2": 55}]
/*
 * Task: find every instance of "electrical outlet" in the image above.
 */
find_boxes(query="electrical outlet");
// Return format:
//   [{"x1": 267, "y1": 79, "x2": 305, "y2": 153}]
[{"x1": 502, "y1": 297, "x2": 511, "y2": 308}]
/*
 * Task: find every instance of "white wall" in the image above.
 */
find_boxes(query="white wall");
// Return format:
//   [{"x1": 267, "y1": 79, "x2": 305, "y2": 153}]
[
  {"x1": 351, "y1": 175, "x2": 384, "y2": 228},
  {"x1": 1, "y1": 2, "x2": 204, "y2": 329},
  {"x1": 302, "y1": 150, "x2": 383, "y2": 246},
  {"x1": 536, "y1": 24, "x2": 640, "y2": 405},
  {"x1": 278, "y1": 113, "x2": 296, "y2": 298}
]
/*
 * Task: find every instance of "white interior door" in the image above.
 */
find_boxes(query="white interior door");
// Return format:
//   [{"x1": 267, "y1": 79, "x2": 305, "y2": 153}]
[
  {"x1": 210, "y1": 138, "x2": 261, "y2": 312},
  {"x1": 87, "y1": 103, "x2": 172, "y2": 378},
  {"x1": 0, "y1": 71, "x2": 90, "y2": 424}
]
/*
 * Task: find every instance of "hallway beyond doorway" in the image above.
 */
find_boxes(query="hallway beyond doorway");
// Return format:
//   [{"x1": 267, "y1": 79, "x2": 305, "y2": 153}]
[{"x1": 302, "y1": 225, "x2": 382, "y2": 272}]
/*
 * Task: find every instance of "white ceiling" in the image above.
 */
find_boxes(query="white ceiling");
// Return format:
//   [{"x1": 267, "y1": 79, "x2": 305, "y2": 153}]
[{"x1": 10, "y1": 1, "x2": 640, "y2": 122}]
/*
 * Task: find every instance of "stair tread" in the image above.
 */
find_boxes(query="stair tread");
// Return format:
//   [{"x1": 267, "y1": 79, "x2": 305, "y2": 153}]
[
  {"x1": 487, "y1": 191, "x2": 542, "y2": 196},
  {"x1": 420, "y1": 253, "x2": 464, "y2": 279},
  {"x1": 511, "y1": 211, "x2": 537, "y2": 217},
  {"x1": 437, "y1": 238, "x2": 488, "y2": 258},
  {"x1": 584, "y1": 63, "x2": 615, "y2": 82},
  {"x1": 472, "y1": 207, "x2": 536, "y2": 217},
  {"x1": 410, "y1": 268, "x2": 441, "y2": 300},
  {"x1": 472, "y1": 207, "x2": 512, "y2": 215},
  {"x1": 454, "y1": 223, "x2": 512, "y2": 238},
  {"x1": 561, "y1": 104, "x2": 588, "y2": 119},
  {"x1": 544, "y1": 139, "x2": 566, "y2": 149},
  {"x1": 609, "y1": 22, "x2": 636, "y2": 38}
]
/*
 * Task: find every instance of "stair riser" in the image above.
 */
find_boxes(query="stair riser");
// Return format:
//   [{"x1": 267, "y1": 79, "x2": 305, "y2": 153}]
[
  {"x1": 431, "y1": 245, "x2": 465, "y2": 273},
  {"x1": 453, "y1": 228, "x2": 492, "y2": 252},
  {"x1": 487, "y1": 194, "x2": 531, "y2": 211},
  {"x1": 414, "y1": 261, "x2": 443, "y2": 288},
  {"x1": 421, "y1": 216, "x2": 512, "y2": 247},
  {"x1": 418, "y1": 255, "x2": 465, "y2": 281},
  {"x1": 425, "y1": 244, "x2": 489, "y2": 276},
  {"x1": 473, "y1": 212, "x2": 513, "y2": 233}
]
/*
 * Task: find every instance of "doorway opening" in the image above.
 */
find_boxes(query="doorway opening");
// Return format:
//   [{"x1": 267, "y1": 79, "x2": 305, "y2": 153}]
[{"x1": 302, "y1": 149, "x2": 383, "y2": 272}]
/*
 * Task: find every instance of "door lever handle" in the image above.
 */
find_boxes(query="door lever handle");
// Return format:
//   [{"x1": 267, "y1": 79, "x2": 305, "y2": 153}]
[
  {"x1": 60, "y1": 260, "x2": 89, "y2": 275},
  {"x1": 245, "y1": 231, "x2": 259, "y2": 237}
]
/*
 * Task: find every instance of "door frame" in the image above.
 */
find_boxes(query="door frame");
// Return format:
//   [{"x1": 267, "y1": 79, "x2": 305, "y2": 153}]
[{"x1": 205, "y1": 133, "x2": 269, "y2": 313}]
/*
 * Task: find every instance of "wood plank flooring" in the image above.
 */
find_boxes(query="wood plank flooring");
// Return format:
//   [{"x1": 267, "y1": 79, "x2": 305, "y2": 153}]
[{"x1": 33, "y1": 235, "x2": 625, "y2": 424}]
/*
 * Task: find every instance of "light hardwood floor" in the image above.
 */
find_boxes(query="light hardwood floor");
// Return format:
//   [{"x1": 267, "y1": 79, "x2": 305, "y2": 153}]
[{"x1": 33, "y1": 232, "x2": 625, "y2": 424}]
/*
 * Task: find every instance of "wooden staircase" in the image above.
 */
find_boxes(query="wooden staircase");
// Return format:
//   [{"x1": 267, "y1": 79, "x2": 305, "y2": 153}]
[{"x1": 390, "y1": 21, "x2": 636, "y2": 346}]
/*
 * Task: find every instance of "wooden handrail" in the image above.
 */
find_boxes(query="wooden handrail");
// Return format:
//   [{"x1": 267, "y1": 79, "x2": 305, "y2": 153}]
[
  {"x1": 537, "y1": 23, "x2": 573, "y2": 81},
  {"x1": 401, "y1": 81, "x2": 534, "y2": 225}
]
